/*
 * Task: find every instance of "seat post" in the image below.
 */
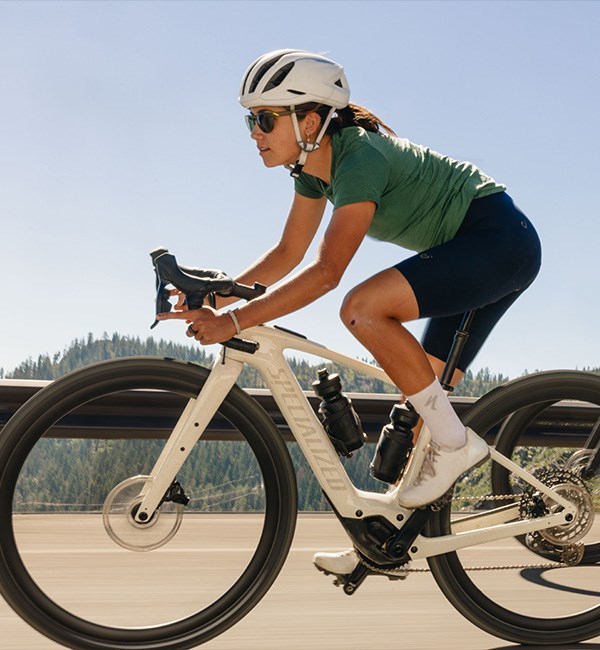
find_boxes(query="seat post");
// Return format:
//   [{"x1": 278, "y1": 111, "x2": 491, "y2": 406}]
[{"x1": 440, "y1": 311, "x2": 476, "y2": 392}]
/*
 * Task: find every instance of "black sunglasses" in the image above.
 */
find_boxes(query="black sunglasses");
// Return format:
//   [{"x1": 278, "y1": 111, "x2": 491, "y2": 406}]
[{"x1": 244, "y1": 109, "x2": 300, "y2": 134}]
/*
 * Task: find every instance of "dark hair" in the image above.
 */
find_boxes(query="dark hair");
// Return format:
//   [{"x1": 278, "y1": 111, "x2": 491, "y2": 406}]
[{"x1": 298, "y1": 102, "x2": 397, "y2": 137}]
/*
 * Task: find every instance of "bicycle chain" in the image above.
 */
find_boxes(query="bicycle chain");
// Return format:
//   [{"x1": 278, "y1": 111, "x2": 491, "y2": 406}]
[
  {"x1": 360, "y1": 556, "x2": 571, "y2": 578},
  {"x1": 359, "y1": 487, "x2": 585, "y2": 578}
]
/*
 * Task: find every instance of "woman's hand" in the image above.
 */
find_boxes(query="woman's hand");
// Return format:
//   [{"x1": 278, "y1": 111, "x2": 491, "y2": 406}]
[
  {"x1": 169, "y1": 289, "x2": 187, "y2": 312},
  {"x1": 156, "y1": 306, "x2": 236, "y2": 344}
]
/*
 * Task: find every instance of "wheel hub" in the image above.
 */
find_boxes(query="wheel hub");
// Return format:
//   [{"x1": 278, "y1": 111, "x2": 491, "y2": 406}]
[{"x1": 102, "y1": 475, "x2": 184, "y2": 552}]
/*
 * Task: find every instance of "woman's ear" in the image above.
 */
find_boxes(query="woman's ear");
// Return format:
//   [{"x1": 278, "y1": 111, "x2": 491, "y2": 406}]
[{"x1": 303, "y1": 112, "x2": 321, "y2": 138}]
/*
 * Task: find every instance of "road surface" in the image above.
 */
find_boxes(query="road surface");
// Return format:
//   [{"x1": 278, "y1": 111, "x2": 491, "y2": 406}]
[{"x1": 2, "y1": 514, "x2": 600, "y2": 650}]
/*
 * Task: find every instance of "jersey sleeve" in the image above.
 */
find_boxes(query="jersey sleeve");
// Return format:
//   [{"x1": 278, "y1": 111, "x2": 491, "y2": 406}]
[
  {"x1": 331, "y1": 145, "x2": 390, "y2": 209},
  {"x1": 294, "y1": 173, "x2": 325, "y2": 199}
]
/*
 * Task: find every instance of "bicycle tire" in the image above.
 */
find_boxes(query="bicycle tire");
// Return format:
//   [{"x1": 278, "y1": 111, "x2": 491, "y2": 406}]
[
  {"x1": 0, "y1": 356, "x2": 298, "y2": 650},
  {"x1": 427, "y1": 370, "x2": 600, "y2": 645}
]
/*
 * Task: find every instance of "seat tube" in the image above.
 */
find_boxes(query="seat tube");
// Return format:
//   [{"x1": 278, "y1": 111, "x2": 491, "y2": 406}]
[{"x1": 440, "y1": 310, "x2": 476, "y2": 391}]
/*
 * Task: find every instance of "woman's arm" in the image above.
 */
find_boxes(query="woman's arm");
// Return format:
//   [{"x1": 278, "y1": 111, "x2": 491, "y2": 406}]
[
  {"x1": 158, "y1": 200, "x2": 376, "y2": 342},
  {"x1": 234, "y1": 200, "x2": 376, "y2": 327},
  {"x1": 214, "y1": 192, "x2": 327, "y2": 308}
]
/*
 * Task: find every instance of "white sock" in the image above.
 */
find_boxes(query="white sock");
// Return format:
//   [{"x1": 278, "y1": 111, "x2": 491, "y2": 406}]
[{"x1": 407, "y1": 380, "x2": 466, "y2": 451}]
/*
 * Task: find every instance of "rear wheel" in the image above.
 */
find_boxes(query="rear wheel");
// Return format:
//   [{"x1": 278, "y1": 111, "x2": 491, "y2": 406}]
[
  {"x1": 427, "y1": 371, "x2": 600, "y2": 645},
  {"x1": 0, "y1": 357, "x2": 297, "y2": 649}
]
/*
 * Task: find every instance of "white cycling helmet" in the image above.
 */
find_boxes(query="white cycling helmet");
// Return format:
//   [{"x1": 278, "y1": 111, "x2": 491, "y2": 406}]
[
  {"x1": 239, "y1": 49, "x2": 351, "y2": 176},
  {"x1": 239, "y1": 49, "x2": 350, "y2": 109}
]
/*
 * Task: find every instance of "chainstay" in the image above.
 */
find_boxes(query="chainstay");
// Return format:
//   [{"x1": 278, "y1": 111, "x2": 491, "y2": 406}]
[
  {"x1": 360, "y1": 490, "x2": 575, "y2": 577},
  {"x1": 363, "y1": 466, "x2": 594, "y2": 578}
]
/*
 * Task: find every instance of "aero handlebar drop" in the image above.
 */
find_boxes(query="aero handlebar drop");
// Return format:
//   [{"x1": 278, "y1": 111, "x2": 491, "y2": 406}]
[{"x1": 150, "y1": 247, "x2": 266, "y2": 353}]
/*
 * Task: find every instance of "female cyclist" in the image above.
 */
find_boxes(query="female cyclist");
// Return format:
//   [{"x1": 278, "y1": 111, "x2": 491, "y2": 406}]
[{"x1": 157, "y1": 49, "x2": 542, "y2": 577}]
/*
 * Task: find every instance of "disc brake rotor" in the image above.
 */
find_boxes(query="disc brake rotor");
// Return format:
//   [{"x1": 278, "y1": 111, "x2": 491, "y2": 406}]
[{"x1": 102, "y1": 475, "x2": 184, "y2": 552}]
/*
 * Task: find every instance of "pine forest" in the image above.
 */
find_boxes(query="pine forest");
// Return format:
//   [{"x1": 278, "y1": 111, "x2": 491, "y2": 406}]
[{"x1": 3, "y1": 333, "x2": 597, "y2": 512}]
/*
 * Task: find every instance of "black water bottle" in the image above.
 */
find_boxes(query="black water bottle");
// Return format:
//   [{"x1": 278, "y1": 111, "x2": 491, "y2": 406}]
[
  {"x1": 312, "y1": 369, "x2": 366, "y2": 457},
  {"x1": 370, "y1": 403, "x2": 419, "y2": 484}
]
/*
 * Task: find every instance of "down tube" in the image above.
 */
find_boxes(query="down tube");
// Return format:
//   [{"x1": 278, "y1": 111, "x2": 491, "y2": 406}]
[{"x1": 258, "y1": 360, "x2": 362, "y2": 514}]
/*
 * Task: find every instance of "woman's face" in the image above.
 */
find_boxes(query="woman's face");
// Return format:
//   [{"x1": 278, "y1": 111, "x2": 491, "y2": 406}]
[{"x1": 248, "y1": 106, "x2": 303, "y2": 168}]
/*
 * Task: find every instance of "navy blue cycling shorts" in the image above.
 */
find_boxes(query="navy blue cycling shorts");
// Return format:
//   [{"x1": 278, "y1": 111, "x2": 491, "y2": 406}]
[{"x1": 394, "y1": 191, "x2": 541, "y2": 372}]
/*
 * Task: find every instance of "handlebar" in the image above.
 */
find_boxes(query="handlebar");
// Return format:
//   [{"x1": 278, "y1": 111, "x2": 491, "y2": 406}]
[{"x1": 149, "y1": 247, "x2": 266, "y2": 353}]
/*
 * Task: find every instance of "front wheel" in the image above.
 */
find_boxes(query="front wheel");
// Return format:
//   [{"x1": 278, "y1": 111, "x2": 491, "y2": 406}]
[
  {"x1": 427, "y1": 370, "x2": 600, "y2": 645},
  {"x1": 0, "y1": 357, "x2": 298, "y2": 649}
]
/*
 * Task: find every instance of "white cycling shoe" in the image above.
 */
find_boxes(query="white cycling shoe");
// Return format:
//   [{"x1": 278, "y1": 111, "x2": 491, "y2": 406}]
[
  {"x1": 397, "y1": 427, "x2": 489, "y2": 509},
  {"x1": 313, "y1": 548, "x2": 359, "y2": 576},
  {"x1": 313, "y1": 548, "x2": 411, "y2": 579}
]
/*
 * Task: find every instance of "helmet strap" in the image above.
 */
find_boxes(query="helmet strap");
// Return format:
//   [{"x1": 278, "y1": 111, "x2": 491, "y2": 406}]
[
  {"x1": 288, "y1": 150, "x2": 309, "y2": 178},
  {"x1": 287, "y1": 106, "x2": 336, "y2": 178}
]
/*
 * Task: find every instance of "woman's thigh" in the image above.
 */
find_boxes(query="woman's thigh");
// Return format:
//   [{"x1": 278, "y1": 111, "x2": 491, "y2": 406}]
[
  {"x1": 395, "y1": 195, "x2": 540, "y2": 319},
  {"x1": 393, "y1": 192, "x2": 542, "y2": 370}
]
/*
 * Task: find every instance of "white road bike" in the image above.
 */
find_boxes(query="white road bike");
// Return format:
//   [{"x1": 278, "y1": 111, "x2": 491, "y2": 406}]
[{"x1": 1, "y1": 248, "x2": 600, "y2": 649}]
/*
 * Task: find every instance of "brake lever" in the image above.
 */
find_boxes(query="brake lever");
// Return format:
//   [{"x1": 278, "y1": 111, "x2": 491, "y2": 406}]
[
  {"x1": 151, "y1": 272, "x2": 173, "y2": 329},
  {"x1": 149, "y1": 248, "x2": 266, "y2": 337}
]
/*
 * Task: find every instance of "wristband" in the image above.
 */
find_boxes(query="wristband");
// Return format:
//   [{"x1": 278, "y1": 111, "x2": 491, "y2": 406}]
[{"x1": 227, "y1": 309, "x2": 242, "y2": 335}]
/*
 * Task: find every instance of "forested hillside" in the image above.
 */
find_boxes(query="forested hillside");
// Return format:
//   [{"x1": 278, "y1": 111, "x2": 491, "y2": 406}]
[
  {"x1": 4, "y1": 333, "x2": 597, "y2": 512},
  {"x1": 1, "y1": 332, "x2": 510, "y2": 396}
]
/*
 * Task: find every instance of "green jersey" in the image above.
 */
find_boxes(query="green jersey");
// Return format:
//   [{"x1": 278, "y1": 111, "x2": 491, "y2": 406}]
[{"x1": 294, "y1": 127, "x2": 506, "y2": 252}]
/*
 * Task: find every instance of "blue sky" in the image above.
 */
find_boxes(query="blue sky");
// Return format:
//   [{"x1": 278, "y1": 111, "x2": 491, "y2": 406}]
[{"x1": 0, "y1": 0, "x2": 598, "y2": 378}]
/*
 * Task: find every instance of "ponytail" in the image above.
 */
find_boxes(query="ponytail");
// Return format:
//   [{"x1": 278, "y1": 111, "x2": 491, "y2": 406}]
[
  {"x1": 296, "y1": 102, "x2": 396, "y2": 137},
  {"x1": 329, "y1": 103, "x2": 397, "y2": 137}
]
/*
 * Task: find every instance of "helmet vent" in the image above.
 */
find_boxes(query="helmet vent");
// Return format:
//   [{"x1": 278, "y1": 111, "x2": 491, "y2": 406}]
[
  {"x1": 247, "y1": 53, "x2": 288, "y2": 93},
  {"x1": 287, "y1": 89, "x2": 305, "y2": 95},
  {"x1": 263, "y1": 62, "x2": 295, "y2": 92}
]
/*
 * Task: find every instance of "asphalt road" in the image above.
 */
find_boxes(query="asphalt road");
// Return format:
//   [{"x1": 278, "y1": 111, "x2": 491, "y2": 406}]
[{"x1": 2, "y1": 514, "x2": 600, "y2": 650}]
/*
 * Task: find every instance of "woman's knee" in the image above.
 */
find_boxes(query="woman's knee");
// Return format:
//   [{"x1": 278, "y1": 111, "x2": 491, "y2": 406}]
[
  {"x1": 339, "y1": 286, "x2": 370, "y2": 330},
  {"x1": 339, "y1": 285, "x2": 408, "y2": 332},
  {"x1": 340, "y1": 270, "x2": 419, "y2": 329}
]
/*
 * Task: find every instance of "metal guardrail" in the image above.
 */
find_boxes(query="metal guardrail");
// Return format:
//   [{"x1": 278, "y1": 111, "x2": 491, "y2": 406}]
[{"x1": 1, "y1": 379, "x2": 599, "y2": 446}]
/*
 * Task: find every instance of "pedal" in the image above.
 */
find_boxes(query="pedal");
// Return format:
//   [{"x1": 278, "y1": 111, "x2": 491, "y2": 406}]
[{"x1": 315, "y1": 560, "x2": 371, "y2": 594}]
